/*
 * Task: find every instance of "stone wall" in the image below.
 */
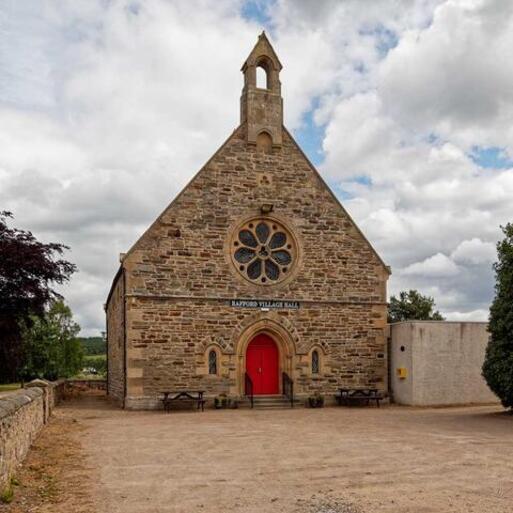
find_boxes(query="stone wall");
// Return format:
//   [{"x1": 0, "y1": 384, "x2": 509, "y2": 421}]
[
  {"x1": 66, "y1": 379, "x2": 107, "y2": 391},
  {"x1": 0, "y1": 380, "x2": 63, "y2": 493},
  {"x1": 108, "y1": 124, "x2": 389, "y2": 409},
  {"x1": 125, "y1": 297, "x2": 386, "y2": 408},
  {"x1": 390, "y1": 322, "x2": 499, "y2": 406},
  {"x1": 123, "y1": 127, "x2": 387, "y2": 303},
  {"x1": 106, "y1": 36, "x2": 390, "y2": 409},
  {"x1": 106, "y1": 271, "x2": 125, "y2": 404}
]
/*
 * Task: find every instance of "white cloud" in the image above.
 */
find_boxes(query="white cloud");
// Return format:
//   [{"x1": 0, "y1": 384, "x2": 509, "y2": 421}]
[
  {"x1": 378, "y1": 0, "x2": 513, "y2": 150},
  {"x1": 451, "y1": 238, "x2": 497, "y2": 265},
  {"x1": 315, "y1": 0, "x2": 511, "y2": 318},
  {"x1": 444, "y1": 309, "x2": 489, "y2": 322},
  {"x1": 402, "y1": 253, "x2": 460, "y2": 277},
  {"x1": 0, "y1": 0, "x2": 259, "y2": 334}
]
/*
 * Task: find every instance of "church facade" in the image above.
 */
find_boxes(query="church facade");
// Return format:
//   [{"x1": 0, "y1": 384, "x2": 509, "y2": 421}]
[{"x1": 106, "y1": 34, "x2": 390, "y2": 409}]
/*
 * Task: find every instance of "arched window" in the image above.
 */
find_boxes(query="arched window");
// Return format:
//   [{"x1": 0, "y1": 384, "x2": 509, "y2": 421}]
[
  {"x1": 312, "y1": 350, "x2": 320, "y2": 374},
  {"x1": 256, "y1": 65, "x2": 268, "y2": 89},
  {"x1": 208, "y1": 350, "x2": 217, "y2": 375},
  {"x1": 256, "y1": 131, "x2": 272, "y2": 153}
]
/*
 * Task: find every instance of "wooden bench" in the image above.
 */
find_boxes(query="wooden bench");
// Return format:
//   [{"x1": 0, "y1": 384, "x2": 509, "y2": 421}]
[
  {"x1": 161, "y1": 390, "x2": 206, "y2": 412},
  {"x1": 335, "y1": 388, "x2": 384, "y2": 408}
]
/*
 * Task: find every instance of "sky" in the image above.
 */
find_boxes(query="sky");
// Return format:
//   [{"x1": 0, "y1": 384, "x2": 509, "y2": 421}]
[{"x1": 1, "y1": 0, "x2": 512, "y2": 335}]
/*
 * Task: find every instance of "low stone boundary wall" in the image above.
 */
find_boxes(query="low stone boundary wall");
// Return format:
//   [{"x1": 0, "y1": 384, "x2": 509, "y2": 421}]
[
  {"x1": 65, "y1": 379, "x2": 106, "y2": 392},
  {"x1": 0, "y1": 379, "x2": 63, "y2": 494}
]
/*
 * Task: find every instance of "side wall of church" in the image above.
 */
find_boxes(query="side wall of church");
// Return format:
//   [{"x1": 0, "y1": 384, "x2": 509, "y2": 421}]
[{"x1": 106, "y1": 273, "x2": 125, "y2": 403}]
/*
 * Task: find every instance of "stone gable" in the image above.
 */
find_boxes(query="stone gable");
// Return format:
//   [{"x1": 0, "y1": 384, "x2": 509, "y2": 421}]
[
  {"x1": 106, "y1": 33, "x2": 389, "y2": 409},
  {"x1": 122, "y1": 125, "x2": 388, "y2": 302}
]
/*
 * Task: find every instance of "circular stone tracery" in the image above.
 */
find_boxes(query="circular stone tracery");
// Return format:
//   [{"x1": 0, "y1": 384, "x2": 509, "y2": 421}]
[{"x1": 231, "y1": 218, "x2": 297, "y2": 285}]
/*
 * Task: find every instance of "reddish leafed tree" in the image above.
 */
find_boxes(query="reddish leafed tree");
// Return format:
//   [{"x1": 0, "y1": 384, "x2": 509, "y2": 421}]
[{"x1": 0, "y1": 211, "x2": 76, "y2": 382}]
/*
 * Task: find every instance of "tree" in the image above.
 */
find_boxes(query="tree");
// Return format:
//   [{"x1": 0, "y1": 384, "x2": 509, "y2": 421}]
[
  {"x1": 388, "y1": 289, "x2": 445, "y2": 323},
  {"x1": 84, "y1": 355, "x2": 107, "y2": 376},
  {"x1": 0, "y1": 211, "x2": 76, "y2": 382},
  {"x1": 78, "y1": 336, "x2": 107, "y2": 356},
  {"x1": 482, "y1": 223, "x2": 513, "y2": 410},
  {"x1": 21, "y1": 301, "x2": 83, "y2": 380}
]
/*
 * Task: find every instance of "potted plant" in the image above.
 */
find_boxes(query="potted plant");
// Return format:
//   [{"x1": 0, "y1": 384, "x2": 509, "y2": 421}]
[
  {"x1": 214, "y1": 393, "x2": 227, "y2": 408},
  {"x1": 308, "y1": 392, "x2": 324, "y2": 408},
  {"x1": 214, "y1": 393, "x2": 237, "y2": 410}
]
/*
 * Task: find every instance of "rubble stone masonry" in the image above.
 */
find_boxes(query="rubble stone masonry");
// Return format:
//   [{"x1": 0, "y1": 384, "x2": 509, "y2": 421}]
[
  {"x1": 106, "y1": 34, "x2": 390, "y2": 409},
  {"x1": 106, "y1": 272, "x2": 125, "y2": 404},
  {"x1": 0, "y1": 381, "x2": 63, "y2": 492},
  {"x1": 107, "y1": 125, "x2": 389, "y2": 409}
]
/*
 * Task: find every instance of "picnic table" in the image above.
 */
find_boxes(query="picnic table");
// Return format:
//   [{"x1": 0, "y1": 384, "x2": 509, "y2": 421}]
[
  {"x1": 335, "y1": 388, "x2": 384, "y2": 408},
  {"x1": 161, "y1": 390, "x2": 206, "y2": 412}
]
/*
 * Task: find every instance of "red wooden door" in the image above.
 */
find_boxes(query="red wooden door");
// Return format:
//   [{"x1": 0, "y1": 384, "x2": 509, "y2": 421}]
[{"x1": 246, "y1": 334, "x2": 279, "y2": 394}]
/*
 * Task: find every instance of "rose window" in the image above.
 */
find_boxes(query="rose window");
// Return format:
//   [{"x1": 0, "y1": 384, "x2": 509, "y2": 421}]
[{"x1": 231, "y1": 218, "x2": 297, "y2": 285}]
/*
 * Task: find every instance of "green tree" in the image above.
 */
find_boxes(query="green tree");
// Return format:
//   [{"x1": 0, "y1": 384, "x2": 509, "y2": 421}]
[
  {"x1": 388, "y1": 289, "x2": 445, "y2": 323},
  {"x1": 21, "y1": 301, "x2": 83, "y2": 380},
  {"x1": 79, "y1": 336, "x2": 106, "y2": 355},
  {"x1": 482, "y1": 223, "x2": 513, "y2": 410},
  {"x1": 0, "y1": 211, "x2": 76, "y2": 382},
  {"x1": 85, "y1": 355, "x2": 107, "y2": 376}
]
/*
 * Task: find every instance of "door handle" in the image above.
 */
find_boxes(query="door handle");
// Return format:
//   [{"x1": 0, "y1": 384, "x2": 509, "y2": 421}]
[{"x1": 258, "y1": 367, "x2": 262, "y2": 373}]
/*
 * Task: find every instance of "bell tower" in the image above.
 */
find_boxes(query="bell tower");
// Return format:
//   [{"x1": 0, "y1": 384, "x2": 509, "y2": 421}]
[{"x1": 240, "y1": 32, "x2": 283, "y2": 147}]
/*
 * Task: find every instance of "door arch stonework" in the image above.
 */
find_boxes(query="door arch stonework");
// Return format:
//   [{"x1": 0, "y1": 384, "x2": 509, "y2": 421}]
[{"x1": 232, "y1": 316, "x2": 297, "y2": 396}]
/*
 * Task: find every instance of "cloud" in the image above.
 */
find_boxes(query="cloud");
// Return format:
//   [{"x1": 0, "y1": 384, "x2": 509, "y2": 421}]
[
  {"x1": 314, "y1": 0, "x2": 512, "y2": 318},
  {"x1": 0, "y1": 0, "x2": 259, "y2": 334},
  {"x1": 443, "y1": 309, "x2": 489, "y2": 322},
  {"x1": 402, "y1": 253, "x2": 460, "y2": 278},
  {"x1": 379, "y1": 0, "x2": 513, "y2": 150},
  {"x1": 451, "y1": 238, "x2": 497, "y2": 266}
]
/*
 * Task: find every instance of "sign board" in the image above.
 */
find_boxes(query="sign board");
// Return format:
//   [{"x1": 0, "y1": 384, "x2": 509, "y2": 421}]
[{"x1": 229, "y1": 299, "x2": 300, "y2": 310}]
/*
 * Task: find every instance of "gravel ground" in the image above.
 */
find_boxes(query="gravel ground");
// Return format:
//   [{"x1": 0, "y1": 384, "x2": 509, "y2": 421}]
[{"x1": 4, "y1": 394, "x2": 512, "y2": 513}]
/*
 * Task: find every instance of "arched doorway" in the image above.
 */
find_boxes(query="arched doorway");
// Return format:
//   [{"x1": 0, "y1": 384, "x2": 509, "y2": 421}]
[{"x1": 246, "y1": 334, "x2": 279, "y2": 394}]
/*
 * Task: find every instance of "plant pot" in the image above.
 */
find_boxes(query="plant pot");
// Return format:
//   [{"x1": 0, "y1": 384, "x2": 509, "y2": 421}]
[
  {"x1": 214, "y1": 396, "x2": 232, "y2": 409},
  {"x1": 308, "y1": 396, "x2": 324, "y2": 408}
]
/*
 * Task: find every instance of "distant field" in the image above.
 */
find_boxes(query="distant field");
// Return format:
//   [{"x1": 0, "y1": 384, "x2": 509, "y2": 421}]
[
  {"x1": 79, "y1": 353, "x2": 107, "y2": 380},
  {"x1": 84, "y1": 354, "x2": 106, "y2": 362},
  {"x1": 0, "y1": 383, "x2": 21, "y2": 392},
  {"x1": 71, "y1": 374, "x2": 106, "y2": 381}
]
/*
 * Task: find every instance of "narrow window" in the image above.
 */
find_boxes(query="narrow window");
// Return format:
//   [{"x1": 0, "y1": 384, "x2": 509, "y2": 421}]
[
  {"x1": 256, "y1": 131, "x2": 272, "y2": 153},
  {"x1": 312, "y1": 350, "x2": 319, "y2": 374},
  {"x1": 208, "y1": 350, "x2": 217, "y2": 375},
  {"x1": 256, "y1": 65, "x2": 268, "y2": 89}
]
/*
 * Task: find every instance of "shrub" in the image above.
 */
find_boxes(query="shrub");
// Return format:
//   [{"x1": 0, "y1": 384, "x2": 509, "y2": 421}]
[{"x1": 482, "y1": 223, "x2": 513, "y2": 410}]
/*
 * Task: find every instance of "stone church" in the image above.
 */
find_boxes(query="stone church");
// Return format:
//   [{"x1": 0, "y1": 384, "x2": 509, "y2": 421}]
[{"x1": 106, "y1": 33, "x2": 390, "y2": 409}]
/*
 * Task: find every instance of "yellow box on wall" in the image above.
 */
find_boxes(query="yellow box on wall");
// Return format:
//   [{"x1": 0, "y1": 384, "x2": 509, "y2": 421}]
[{"x1": 397, "y1": 367, "x2": 408, "y2": 379}]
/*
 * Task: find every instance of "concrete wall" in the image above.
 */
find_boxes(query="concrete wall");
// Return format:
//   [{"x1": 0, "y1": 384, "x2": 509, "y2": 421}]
[
  {"x1": 390, "y1": 322, "x2": 498, "y2": 406},
  {"x1": 0, "y1": 380, "x2": 63, "y2": 493}
]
